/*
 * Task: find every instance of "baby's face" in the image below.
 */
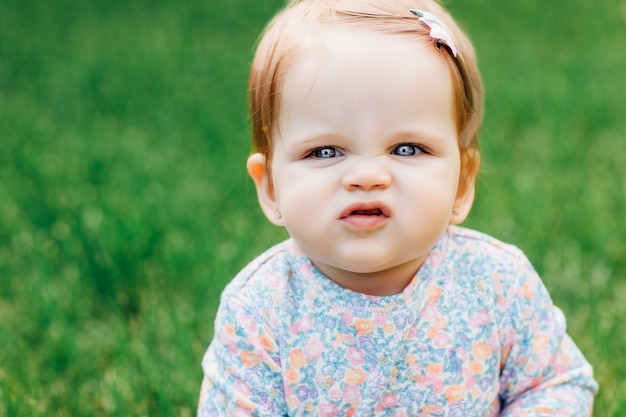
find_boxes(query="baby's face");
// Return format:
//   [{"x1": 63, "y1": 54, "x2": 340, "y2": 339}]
[{"x1": 263, "y1": 28, "x2": 470, "y2": 294}]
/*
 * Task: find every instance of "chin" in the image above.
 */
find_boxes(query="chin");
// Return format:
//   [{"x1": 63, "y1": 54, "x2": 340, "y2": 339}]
[{"x1": 335, "y1": 258, "x2": 400, "y2": 275}]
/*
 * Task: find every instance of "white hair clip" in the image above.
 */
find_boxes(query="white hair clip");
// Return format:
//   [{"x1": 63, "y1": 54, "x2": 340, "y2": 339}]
[{"x1": 409, "y1": 9, "x2": 458, "y2": 57}]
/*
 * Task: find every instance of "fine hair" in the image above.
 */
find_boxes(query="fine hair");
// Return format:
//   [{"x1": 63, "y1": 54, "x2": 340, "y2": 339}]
[{"x1": 248, "y1": 0, "x2": 483, "y2": 195}]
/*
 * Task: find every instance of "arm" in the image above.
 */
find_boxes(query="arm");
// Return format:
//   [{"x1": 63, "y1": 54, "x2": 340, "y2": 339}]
[
  {"x1": 498, "y1": 255, "x2": 598, "y2": 416},
  {"x1": 198, "y1": 281, "x2": 287, "y2": 417}
]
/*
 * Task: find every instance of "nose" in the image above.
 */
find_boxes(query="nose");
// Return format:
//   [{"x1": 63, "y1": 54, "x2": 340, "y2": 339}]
[{"x1": 342, "y1": 159, "x2": 391, "y2": 191}]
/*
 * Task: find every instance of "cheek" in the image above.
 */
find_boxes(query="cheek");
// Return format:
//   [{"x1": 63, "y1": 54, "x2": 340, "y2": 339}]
[
  {"x1": 435, "y1": 156, "x2": 462, "y2": 190},
  {"x1": 274, "y1": 174, "x2": 330, "y2": 241},
  {"x1": 273, "y1": 168, "x2": 329, "y2": 211},
  {"x1": 402, "y1": 165, "x2": 460, "y2": 212},
  {"x1": 403, "y1": 160, "x2": 460, "y2": 189}
]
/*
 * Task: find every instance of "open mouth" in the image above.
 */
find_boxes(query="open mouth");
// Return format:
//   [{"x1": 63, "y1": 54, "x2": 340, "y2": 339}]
[
  {"x1": 340, "y1": 202, "x2": 391, "y2": 218},
  {"x1": 350, "y1": 208, "x2": 384, "y2": 216},
  {"x1": 340, "y1": 202, "x2": 391, "y2": 228}
]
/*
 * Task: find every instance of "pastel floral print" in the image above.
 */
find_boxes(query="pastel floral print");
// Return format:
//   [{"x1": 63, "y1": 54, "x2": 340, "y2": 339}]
[{"x1": 199, "y1": 226, "x2": 597, "y2": 416}]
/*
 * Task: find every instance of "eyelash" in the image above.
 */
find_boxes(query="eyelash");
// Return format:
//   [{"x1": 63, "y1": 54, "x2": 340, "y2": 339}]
[
  {"x1": 392, "y1": 143, "x2": 428, "y2": 156},
  {"x1": 305, "y1": 143, "x2": 428, "y2": 159},
  {"x1": 307, "y1": 146, "x2": 344, "y2": 159}
]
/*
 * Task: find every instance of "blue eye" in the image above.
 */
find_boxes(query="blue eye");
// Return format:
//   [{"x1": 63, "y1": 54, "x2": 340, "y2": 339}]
[
  {"x1": 312, "y1": 147, "x2": 342, "y2": 159},
  {"x1": 392, "y1": 144, "x2": 423, "y2": 156}
]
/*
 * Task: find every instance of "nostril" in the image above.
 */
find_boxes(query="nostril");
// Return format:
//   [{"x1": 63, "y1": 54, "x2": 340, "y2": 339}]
[
  {"x1": 341, "y1": 161, "x2": 392, "y2": 191},
  {"x1": 342, "y1": 172, "x2": 392, "y2": 190}
]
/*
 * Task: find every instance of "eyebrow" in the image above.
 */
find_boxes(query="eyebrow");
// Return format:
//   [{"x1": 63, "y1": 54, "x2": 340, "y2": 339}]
[
  {"x1": 282, "y1": 126, "x2": 454, "y2": 149},
  {"x1": 389, "y1": 128, "x2": 452, "y2": 144},
  {"x1": 287, "y1": 132, "x2": 344, "y2": 146}
]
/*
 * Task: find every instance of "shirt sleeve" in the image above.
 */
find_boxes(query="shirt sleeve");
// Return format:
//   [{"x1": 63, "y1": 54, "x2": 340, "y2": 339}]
[
  {"x1": 198, "y1": 279, "x2": 287, "y2": 417},
  {"x1": 497, "y1": 253, "x2": 598, "y2": 416}
]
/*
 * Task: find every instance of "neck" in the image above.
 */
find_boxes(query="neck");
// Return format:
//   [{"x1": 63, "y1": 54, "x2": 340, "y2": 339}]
[{"x1": 312, "y1": 256, "x2": 426, "y2": 297}]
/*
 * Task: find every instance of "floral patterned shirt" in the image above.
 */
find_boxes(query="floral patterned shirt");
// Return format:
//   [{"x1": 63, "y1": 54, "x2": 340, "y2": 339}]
[{"x1": 199, "y1": 226, "x2": 597, "y2": 416}]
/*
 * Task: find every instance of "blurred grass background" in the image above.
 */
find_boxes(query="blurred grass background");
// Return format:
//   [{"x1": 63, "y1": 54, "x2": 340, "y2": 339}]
[{"x1": 0, "y1": 0, "x2": 624, "y2": 415}]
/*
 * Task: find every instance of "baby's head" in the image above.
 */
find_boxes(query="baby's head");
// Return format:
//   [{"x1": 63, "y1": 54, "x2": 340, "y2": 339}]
[
  {"x1": 245, "y1": 0, "x2": 485, "y2": 293},
  {"x1": 248, "y1": 0, "x2": 483, "y2": 196}
]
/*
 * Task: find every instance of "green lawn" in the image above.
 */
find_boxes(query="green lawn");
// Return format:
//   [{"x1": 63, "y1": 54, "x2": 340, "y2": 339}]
[{"x1": 1, "y1": 0, "x2": 624, "y2": 415}]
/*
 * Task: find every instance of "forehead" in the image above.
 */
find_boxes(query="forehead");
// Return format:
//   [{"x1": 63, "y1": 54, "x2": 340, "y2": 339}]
[
  {"x1": 274, "y1": 28, "x2": 457, "y2": 147},
  {"x1": 287, "y1": 28, "x2": 446, "y2": 86},
  {"x1": 280, "y1": 28, "x2": 454, "y2": 115}
]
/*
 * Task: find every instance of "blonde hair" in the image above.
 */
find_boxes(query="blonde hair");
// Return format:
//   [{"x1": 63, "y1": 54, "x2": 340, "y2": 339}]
[{"x1": 248, "y1": 0, "x2": 483, "y2": 195}]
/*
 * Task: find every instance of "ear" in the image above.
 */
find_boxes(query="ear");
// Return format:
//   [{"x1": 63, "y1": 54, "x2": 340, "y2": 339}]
[
  {"x1": 450, "y1": 176, "x2": 475, "y2": 225},
  {"x1": 246, "y1": 153, "x2": 285, "y2": 226}
]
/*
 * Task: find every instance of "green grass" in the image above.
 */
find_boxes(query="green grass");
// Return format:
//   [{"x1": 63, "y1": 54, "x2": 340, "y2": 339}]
[{"x1": 1, "y1": 0, "x2": 624, "y2": 415}]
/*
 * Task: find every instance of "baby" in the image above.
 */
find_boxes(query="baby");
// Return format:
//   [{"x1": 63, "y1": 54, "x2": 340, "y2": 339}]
[{"x1": 199, "y1": 0, "x2": 598, "y2": 415}]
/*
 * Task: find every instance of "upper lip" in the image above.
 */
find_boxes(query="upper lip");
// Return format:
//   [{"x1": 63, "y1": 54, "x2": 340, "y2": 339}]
[{"x1": 339, "y1": 201, "x2": 392, "y2": 219}]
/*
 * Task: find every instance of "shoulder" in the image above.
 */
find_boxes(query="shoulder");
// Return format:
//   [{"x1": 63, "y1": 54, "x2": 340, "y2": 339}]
[
  {"x1": 445, "y1": 225, "x2": 523, "y2": 258},
  {"x1": 217, "y1": 239, "x2": 310, "y2": 317},
  {"x1": 442, "y1": 225, "x2": 531, "y2": 274},
  {"x1": 440, "y1": 226, "x2": 542, "y2": 305}
]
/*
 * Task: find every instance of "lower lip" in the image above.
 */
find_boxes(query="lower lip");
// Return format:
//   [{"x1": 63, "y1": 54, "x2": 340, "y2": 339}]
[{"x1": 341, "y1": 214, "x2": 389, "y2": 229}]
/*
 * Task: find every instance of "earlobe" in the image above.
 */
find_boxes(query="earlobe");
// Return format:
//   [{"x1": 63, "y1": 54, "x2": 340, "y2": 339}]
[
  {"x1": 246, "y1": 153, "x2": 284, "y2": 226},
  {"x1": 450, "y1": 177, "x2": 475, "y2": 225}
]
